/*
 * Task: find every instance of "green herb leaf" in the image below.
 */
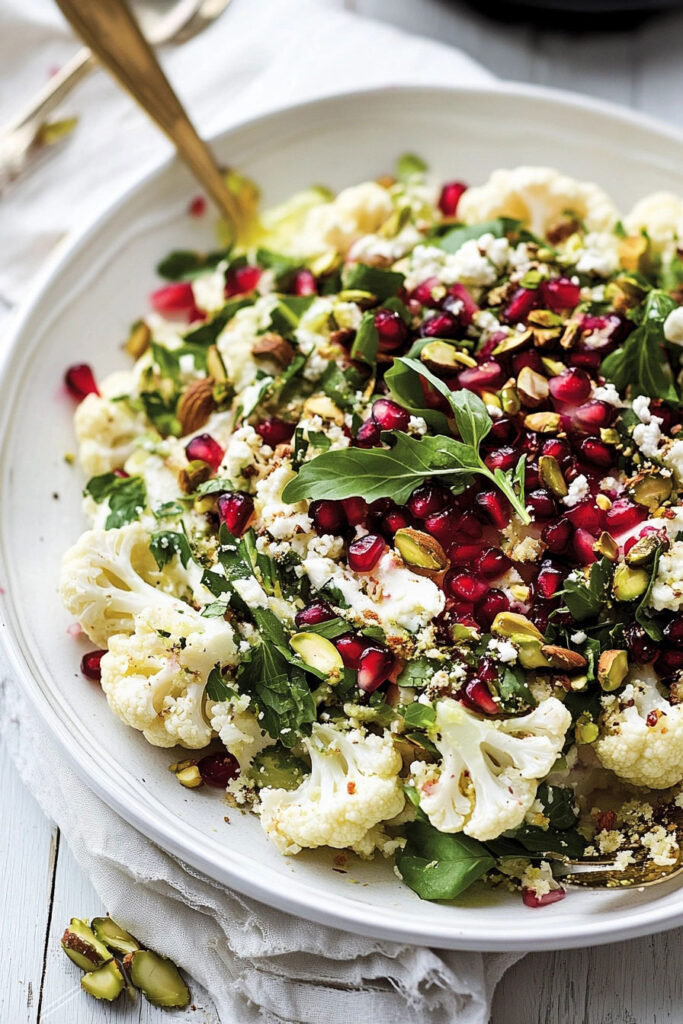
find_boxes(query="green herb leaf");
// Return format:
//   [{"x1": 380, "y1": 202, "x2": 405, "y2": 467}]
[
  {"x1": 139, "y1": 390, "x2": 181, "y2": 437},
  {"x1": 601, "y1": 289, "x2": 679, "y2": 401},
  {"x1": 206, "y1": 665, "x2": 237, "y2": 702},
  {"x1": 350, "y1": 310, "x2": 379, "y2": 367},
  {"x1": 396, "y1": 821, "x2": 495, "y2": 901},
  {"x1": 436, "y1": 218, "x2": 524, "y2": 254},
  {"x1": 156, "y1": 247, "x2": 230, "y2": 281},
  {"x1": 537, "y1": 782, "x2": 579, "y2": 831},
  {"x1": 497, "y1": 663, "x2": 535, "y2": 713},
  {"x1": 402, "y1": 702, "x2": 436, "y2": 730},
  {"x1": 635, "y1": 544, "x2": 663, "y2": 640},
  {"x1": 84, "y1": 473, "x2": 147, "y2": 529},
  {"x1": 396, "y1": 153, "x2": 427, "y2": 182},
  {"x1": 183, "y1": 297, "x2": 251, "y2": 346},
  {"x1": 396, "y1": 657, "x2": 440, "y2": 688},
  {"x1": 343, "y1": 263, "x2": 405, "y2": 300},
  {"x1": 149, "y1": 530, "x2": 192, "y2": 570},
  {"x1": 320, "y1": 361, "x2": 366, "y2": 412},
  {"x1": 560, "y1": 559, "x2": 613, "y2": 622},
  {"x1": 298, "y1": 616, "x2": 350, "y2": 640},
  {"x1": 383, "y1": 359, "x2": 451, "y2": 433}
]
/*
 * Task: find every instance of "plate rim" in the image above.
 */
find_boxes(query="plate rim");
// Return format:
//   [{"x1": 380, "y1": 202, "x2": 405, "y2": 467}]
[{"x1": 2, "y1": 80, "x2": 683, "y2": 951}]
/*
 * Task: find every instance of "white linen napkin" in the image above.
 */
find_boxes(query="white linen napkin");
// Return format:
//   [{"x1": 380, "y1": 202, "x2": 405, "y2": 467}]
[{"x1": 0, "y1": 1, "x2": 523, "y2": 1021}]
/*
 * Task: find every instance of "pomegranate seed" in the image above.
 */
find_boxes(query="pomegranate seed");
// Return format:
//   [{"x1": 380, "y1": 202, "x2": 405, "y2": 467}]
[
  {"x1": 381, "y1": 509, "x2": 413, "y2": 536},
  {"x1": 65, "y1": 363, "x2": 99, "y2": 401},
  {"x1": 449, "y1": 541, "x2": 487, "y2": 566},
  {"x1": 536, "y1": 561, "x2": 563, "y2": 600},
  {"x1": 225, "y1": 265, "x2": 261, "y2": 297},
  {"x1": 623, "y1": 623, "x2": 659, "y2": 663},
  {"x1": 484, "y1": 446, "x2": 519, "y2": 472},
  {"x1": 504, "y1": 287, "x2": 538, "y2": 322},
  {"x1": 217, "y1": 492, "x2": 254, "y2": 537},
  {"x1": 371, "y1": 398, "x2": 409, "y2": 432},
  {"x1": 656, "y1": 648, "x2": 683, "y2": 678},
  {"x1": 446, "y1": 283, "x2": 479, "y2": 326},
  {"x1": 542, "y1": 517, "x2": 573, "y2": 554},
  {"x1": 512, "y1": 349, "x2": 545, "y2": 376},
  {"x1": 566, "y1": 501, "x2": 604, "y2": 534},
  {"x1": 664, "y1": 618, "x2": 683, "y2": 647},
  {"x1": 113, "y1": 469, "x2": 129, "y2": 478},
  {"x1": 573, "y1": 527, "x2": 597, "y2": 564},
  {"x1": 527, "y1": 489, "x2": 556, "y2": 519},
  {"x1": 444, "y1": 572, "x2": 489, "y2": 604},
  {"x1": 374, "y1": 308, "x2": 409, "y2": 352},
  {"x1": 475, "y1": 490, "x2": 510, "y2": 529},
  {"x1": 463, "y1": 677, "x2": 499, "y2": 716},
  {"x1": 529, "y1": 601, "x2": 553, "y2": 634},
  {"x1": 419, "y1": 310, "x2": 460, "y2": 340},
  {"x1": 355, "y1": 419, "x2": 382, "y2": 448},
  {"x1": 459, "y1": 361, "x2": 505, "y2": 392},
  {"x1": 188, "y1": 195, "x2": 206, "y2": 217},
  {"x1": 81, "y1": 649, "x2": 105, "y2": 682},
  {"x1": 475, "y1": 547, "x2": 511, "y2": 579},
  {"x1": 458, "y1": 512, "x2": 484, "y2": 539},
  {"x1": 185, "y1": 433, "x2": 224, "y2": 472},
  {"x1": 542, "y1": 438, "x2": 571, "y2": 465},
  {"x1": 580, "y1": 313, "x2": 626, "y2": 349},
  {"x1": 524, "y1": 463, "x2": 541, "y2": 489},
  {"x1": 150, "y1": 282, "x2": 201, "y2": 321},
  {"x1": 549, "y1": 368, "x2": 591, "y2": 405},
  {"x1": 293, "y1": 269, "x2": 317, "y2": 296},
  {"x1": 310, "y1": 499, "x2": 346, "y2": 535},
  {"x1": 424, "y1": 507, "x2": 460, "y2": 546},
  {"x1": 438, "y1": 181, "x2": 467, "y2": 217},
  {"x1": 569, "y1": 348, "x2": 602, "y2": 371},
  {"x1": 488, "y1": 416, "x2": 521, "y2": 445},
  {"x1": 580, "y1": 437, "x2": 613, "y2": 468},
  {"x1": 573, "y1": 401, "x2": 614, "y2": 432},
  {"x1": 335, "y1": 633, "x2": 371, "y2": 670},
  {"x1": 295, "y1": 602, "x2": 336, "y2": 627},
  {"x1": 256, "y1": 417, "x2": 295, "y2": 447},
  {"x1": 342, "y1": 497, "x2": 368, "y2": 527},
  {"x1": 540, "y1": 277, "x2": 580, "y2": 311},
  {"x1": 347, "y1": 533, "x2": 385, "y2": 573},
  {"x1": 605, "y1": 499, "x2": 647, "y2": 535},
  {"x1": 408, "y1": 485, "x2": 450, "y2": 519},
  {"x1": 411, "y1": 276, "x2": 442, "y2": 308},
  {"x1": 475, "y1": 591, "x2": 509, "y2": 629},
  {"x1": 522, "y1": 888, "x2": 566, "y2": 908},
  {"x1": 198, "y1": 752, "x2": 240, "y2": 787},
  {"x1": 357, "y1": 647, "x2": 394, "y2": 693}
]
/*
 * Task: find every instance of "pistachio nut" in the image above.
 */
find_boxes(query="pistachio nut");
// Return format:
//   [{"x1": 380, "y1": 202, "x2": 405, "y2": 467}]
[
  {"x1": 515, "y1": 635, "x2": 551, "y2": 670},
  {"x1": 625, "y1": 534, "x2": 661, "y2": 567},
  {"x1": 420, "y1": 340, "x2": 476, "y2": 372},
  {"x1": 61, "y1": 919, "x2": 112, "y2": 972},
  {"x1": 499, "y1": 380, "x2": 522, "y2": 415},
  {"x1": 91, "y1": 917, "x2": 140, "y2": 956},
  {"x1": 539, "y1": 454, "x2": 568, "y2": 497},
  {"x1": 629, "y1": 473, "x2": 672, "y2": 511},
  {"x1": 491, "y1": 611, "x2": 544, "y2": 642},
  {"x1": 492, "y1": 330, "x2": 533, "y2": 356},
  {"x1": 593, "y1": 531, "x2": 619, "y2": 561},
  {"x1": 302, "y1": 395, "x2": 345, "y2": 425},
  {"x1": 516, "y1": 365, "x2": 549, "y2": 407},
  {"x1": 290, "y1": 632, "x2": 343, "y2": 676},
  {"x1": 524, "y1": 412, "x2": 561, "y2": 434},
  {"x1": 179, "y1": 459, "x2": 212, "y2": 494},
  {"x1": 394, "y1": 528, "x2": 448, "y2": 574},
  {"x1": 612, "y1": 564, "x2": 649, "y2": 602},
  {"x1": 123, "y1": 950, "x2": 190, "y2": 1009},
  {"x1": 124, "y1": 319, "x2": 151, "y2": 359},
  {"x1": 575, "y1": 716, "x2": 599, "y2": 745},
  {"x1": 81, "y1": 960, "x2": 125, "y2": 1002},
  {"x1": 206, "y1": 344, "x2": 228, "y2": 382},
  {"x1": 598, "y1": 649, "x2": 629, "y2": 692},
  {"x1": 175, "y1": 765, "x2": 203, "y2": 788}
]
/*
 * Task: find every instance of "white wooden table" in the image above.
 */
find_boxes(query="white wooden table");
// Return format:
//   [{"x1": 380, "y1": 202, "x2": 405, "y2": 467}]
[{"x1": 3, "y1": 0, "x2": 683, "y2": 1020}]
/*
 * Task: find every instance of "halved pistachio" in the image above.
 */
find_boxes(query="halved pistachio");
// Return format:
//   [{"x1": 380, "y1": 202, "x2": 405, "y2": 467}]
[
  {"x1": 575, "y1": 716, "x2": 599, "y2": 744},
  {"x1": 451, "y1": 622, "x2": 480, "y2": 643},
  {"x1": 492, "y1": 330, "x2": 532, "y2": 356},
  {"x1": 560, "y1": 319, "x2": 582, "y2": 349},
  {"x1": 302, "y1": 395, "x2": 345, "y2": 425},
  {"x1": 541, "y1": 357, "x2": 567, "y2": 377},
  {"x1": 516, "y1": 366, "x2": 549, "y2": 407},
  {"x1": 612, "y1": 564, "x2": 649, "y2": 602},
  {"x1": 596, "y1": 494, "x2": 612, "y2": 511},
  {"x1": 337, "y1": 289, "x2": 377, "y2": 308},
  {"x1": 598, "y1": 649, "x2": 629, "y2": 692},
  {"x1": 394, "y1": 528, "x2": 448, "y2": 574},
  {"x1": 420, "y1": 340, "x2": 476, "y2": 372},
  {"x1": 481, "y1": 390, "x2": 502, "y2": 411},
  {"x1": 541, "y1": 645, "x2": 588, "y2": 671},
  {"x1": 81, "y1": 960, "x2": 125, "y2": 1002},
  {"x1": 524, "y1": 411, "x2": 561, "y2": 434},
  {"x1": 290, "y1": 632, "x2": 343, "y2": 676},
  {"x1": 123, "y1": 950, "x2": 190, "y2": 1009},
  {"x1": 618, "y1": 235, "x2": 650, "y2": 273},
  {"x1": 499, "y1": 380, "x2": 521, "y2": 415},
  {"x1": 91, "y1": 917, "x2": 140, "y2": 956},
  {"x1": 539, "y1": 454, "x2": 568, "y2": 497},
  {"x1": 179, "y1": 459, "x2": 212, "y2": 494},
  {"x1": 629, "y1": 473, "x2": 672, "y2": 511},
  {"x1": 62, "y1": 919, "x2": 112, "y2": 972},
  {"x1": 207, "y1": 344, "x2": 228, "y2": 382},
  {"x1": 515, "y1": 635, "x2": 551, "y2": 670},
  {"x1": 176, "y1": 765, "x2": 203, "y2": 789},
  {"x1": 124, "y1": 319, "x2": 151, "y2": 359},
  {"x1": 626, "y1": 534, "x2": 661, "y2": 567},
  {"x1": 528, "y1": 309, "x2": 564, "y2": 329},
  {"x1": 492, "y1": 611, "x2": 544, "y2": 641},
  {"x1": 593, "y1": 531, "x2": 619, "y2": 562}
]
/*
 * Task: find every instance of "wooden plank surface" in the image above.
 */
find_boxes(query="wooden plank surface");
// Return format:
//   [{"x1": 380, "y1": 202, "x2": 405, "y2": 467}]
[{"x1": 3, "y1": 0, "x2": 683, "y2": 1021}]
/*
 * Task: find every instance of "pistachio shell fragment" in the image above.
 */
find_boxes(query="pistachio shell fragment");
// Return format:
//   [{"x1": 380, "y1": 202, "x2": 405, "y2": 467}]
[
  {"x1": 290, "y1": 632, "x2": 343, "y2": 676},
  {"x1": 81, "y1": 960, "x2": 125, "y2": 1002},
  {"x1": 420, "y1": 340, "x2": 476, "y2": 371},
  {"x1": 613, "y1": 564, "x2": 649, "y2": 602},
  {"x1": 598, "y1": 649, "x2": 629, "y2": 692},
  {"x1": 124, "y1": 950, "x2": 190, "y2": 1009},
  {"x1": 492, "y1": 611, "x2": 544, "y2": 642},
  {"x1": 61, "y1": 919, "x2": 112, "y2": 972},
  {"x1": 91, "y1": 917, "x2": 140, "y2": 956},
  {"x1": 539, "y1": 454, "x2": 568, "y2": 497},
  {"x1": 625, "y1": 534, "x2": 660, "y2": 567},
  {"x1": 593, "y1": 531, "x2": 619, "y2": 561},
  {"x1": 516, "y1": 366, "x2": 549, "y2": 407},
  {"x1": 394, "y1": 528, "x2": 448, "y2": 573}
]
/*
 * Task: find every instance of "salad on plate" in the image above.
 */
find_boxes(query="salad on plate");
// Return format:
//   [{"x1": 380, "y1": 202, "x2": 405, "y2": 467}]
[{"x1": 60, "y1": 160, "x2": 683, "y2": 907}]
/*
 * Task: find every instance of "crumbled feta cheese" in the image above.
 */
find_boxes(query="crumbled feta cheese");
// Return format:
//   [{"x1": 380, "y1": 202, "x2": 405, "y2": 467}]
[
  {"x1": 642, "y1": 825, "x2": 680, "y2": 867},
  {"x1": 633, "y1": 419, "x2": 663, "y2": 459},
  {"x1": 302, "y1": 352, "x2": 330, "y2": 382},
  {"x1": 632, "y1": 395, "x2": 653, "y2": 423},
  {"x1": 307, "y1": 534, "x2": 345, "y2": 559},
  {"x1": 192, "y1": 265, "x2": 227, "y2": 314},
  {"x1": 649, "y1": 541, "x2": 683, "y2": 611},
  {"x1": 408, "y1": 415, "x2": 428, "y2": 436},
  {"x1": 591, "y1": 383, "x2": 622, "y2": 407},
  {"x1": 613, "y1": 850, "x2": 635, "y2": 872},
  {"x1": 571, "y1": 631, "x2": 587, "y2": 644},
  {"x1": 563, "y1": 474, "x2": 590, "y2": 507},
  {"x1": 520, "y1": 860, "x2": 562, "y2": 898},
  {"x1": 596, "y1": 829, "x2": 623, "y2": 854},
  {"x1": 575, "y1": 232, "x2": 620, "y2": 277},
  {"x1": 348, "y1": 224, "x2": 422, "y2": 264},
  {"x1": 488, "y1": 637, "x2": 518, "y2": 663},
  {"x1": 664, "y1": 306, "x2": 683, "y2": 346},
  {"x1": 222, "y1": 425, "x2": 269, "y2": 484},
  {"x1": 663, "y1": 439, "x2": 683, "y2": 484},
  {"x1": 233, "y1": 576, "x2": 268, "y2": 608}
]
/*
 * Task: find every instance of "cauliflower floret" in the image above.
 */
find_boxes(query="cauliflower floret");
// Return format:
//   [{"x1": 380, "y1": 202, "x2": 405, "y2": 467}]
[
  {"x1": 410, "y1": 697, "x2": 571, "y2": 842},
  {"x1": 258, "y1": 722, "x2": 404, "y2": 855},
  {"x1": 595, "y1": 675, "x2": 683, "y2": 789},
  {"x1": 59, "y1": 522, "x2": 192, "y2": 646},
  {"x1": 296, "y1": 182, "x2": 394, "y2": 256},
  {"x1": 458, "y1": 166, "x2": 617, "y2": 238},
  {"x1": 624, "y1": 192, "x2": 683, "y2": 252},
  {"x1": 74, "y1": 393, "x2": 146, "y2": 476},
  {"x1": 101, "y1": 605, "x2": 237, "y2": 748},
  {"x1": 209, "y1": 693, "x2": 272, "y2": 772}
]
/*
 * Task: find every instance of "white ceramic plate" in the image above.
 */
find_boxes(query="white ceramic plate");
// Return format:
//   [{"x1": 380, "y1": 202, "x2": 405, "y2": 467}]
[{"x1": 2, "y1": 84, "x2": 683, "y2": 951}]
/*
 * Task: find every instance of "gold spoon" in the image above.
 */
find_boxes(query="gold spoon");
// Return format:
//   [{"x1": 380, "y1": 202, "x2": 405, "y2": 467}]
[{"x1": 54, "y1": 0, "x2": 243, "y2": 233}]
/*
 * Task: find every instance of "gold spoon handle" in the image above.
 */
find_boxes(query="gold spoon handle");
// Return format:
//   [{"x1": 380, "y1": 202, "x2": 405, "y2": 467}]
[{"x1": 54, "y1": 0, "x2": 242, "y2": 231}]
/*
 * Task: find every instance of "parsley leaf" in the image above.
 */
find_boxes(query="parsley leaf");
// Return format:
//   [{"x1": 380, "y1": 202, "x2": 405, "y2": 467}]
[
  {"x1": 149, "y1": 530, "x2": 192, "y2": 570},
  {"x1": 84, "y1": 473, "x2": 147, "y2": 529},
  {"x1": 206, "y1": 664, "x2": 237, "y2": 702}
]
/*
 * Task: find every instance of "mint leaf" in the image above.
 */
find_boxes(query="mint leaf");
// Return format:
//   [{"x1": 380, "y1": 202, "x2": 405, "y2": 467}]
[
  {"x1": 84, "y1": 473, "x2": 147, "y2": 529},
  {"x1": 402, "y1": 702, "x2": 436, "y2": 730},
  {"x1": 436, "y1": 218, "x2": 524, "y2": 254},
  {"x1": 601, "y1": 289, "x2": 679, "y2": 401},
  {"x1": 343, "y1": 263, "x2": 405, "y2": 300},
  {"x1": 156, "y1": 247, "x2": 230, "y2": 281},
  {"x1": 396, "y1": 821, "x2": 495, "y2": 901},
  {"x1": 560, "y1": 558, "x2": 613, "y2": 622},
  {"x1": 149, "y1": 530, "x2": 192, "y2": 570},
  {"x1": 206, "y1": 665, "x2": 237, "y2": 702}
]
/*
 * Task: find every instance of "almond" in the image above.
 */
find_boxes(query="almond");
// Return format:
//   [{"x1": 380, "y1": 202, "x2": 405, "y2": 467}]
[
  {"x1": 252, "y1": 332, "x2": 295, "y2": 367},
  {"x1": 540, "y1": 645, "x2": 588, "y2": 672},
  {"x1": 177, "y1": 378, "x2": 216, "y2": 436}
]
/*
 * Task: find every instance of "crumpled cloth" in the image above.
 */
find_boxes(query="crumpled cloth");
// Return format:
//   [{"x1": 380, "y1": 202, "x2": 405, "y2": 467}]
[{"x1": 0, "y1": 1, "x2": 521, "y2": 1021}]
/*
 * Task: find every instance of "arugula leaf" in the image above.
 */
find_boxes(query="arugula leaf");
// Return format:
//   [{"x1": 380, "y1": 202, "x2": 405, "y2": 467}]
[
  {"x1": 383, "y1": 359, "x2": 451, "y2": 433},
  {"x1": 601, "y1": 289, "x2": 679, "y2": 401},
  {"x1": 183, "y1": 296, "x2": 251, "y2": 346},
  {"x1": 149, "y1": 530, "x2": 192, "y2": 570},
  {"x1": 396, "y1": 821, "x2": 495, "y2": 901},
  {"x1": 268, "y1": 295, "x2": 316, "y2": 335},
  {"x1": 156, "y1": 247, "x2": 230, "y2": 281},
  {"x1": 84, "y1": 473, "x2": 147, "y2": 529},
  {"x1": 297, "y1": 616, "x2": 350, "y2": 640},
  {"x1": 343, "y1": 263, "x2": 405, "y2": 300},
  {"x1": 320, "y1": 362, "x2": 366, "y2": 412},
  {"x1": 560, "y1": 559, "x2": 613, "y2": 622},
  {"x1": 350, "y1": 311, "x2": 379, "y2": 367},
  {"x1": 436, "y1": 218, "x2": 524, "y2": 254}
]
